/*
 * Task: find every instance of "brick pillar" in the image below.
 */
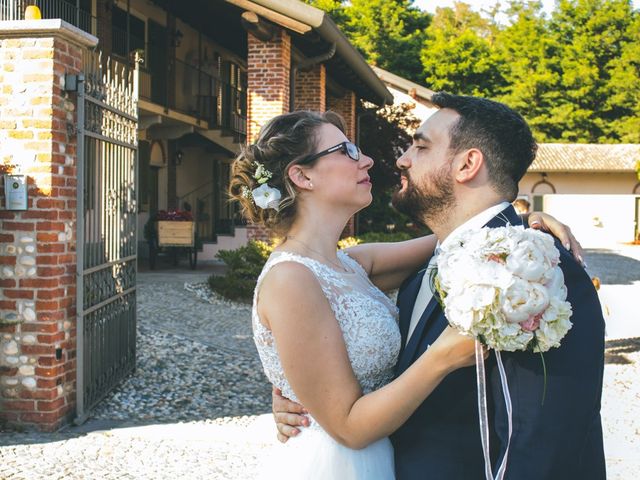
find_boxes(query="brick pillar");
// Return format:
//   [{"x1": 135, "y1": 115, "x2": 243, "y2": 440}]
[
  {"x1": 328, "y1": 90, "x2": 357, "y2": 141},
  {"x1": 247, "y1": 28, "x2": 291, "y2": 144},
  {"x1": 246, "y1": 28, "x2": 291, "y2": 242},
  {"x1": 0, "y1": 20, "x2": 97, "y2": 431},
  {"x1": 328, "y1": 91, "x2": 358, "y2": 237},
  {"x1": 294, "y1": 64, "x2": 326, "y2": 111}
]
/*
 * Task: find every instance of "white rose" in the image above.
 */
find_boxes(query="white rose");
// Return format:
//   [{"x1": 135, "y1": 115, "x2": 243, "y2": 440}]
[
  {"x1": 501, "y1": 279, "x2": 549, "y2": 323},
  {"x1": 252, "y1": 184, "x2": 281, "y2": 210}
]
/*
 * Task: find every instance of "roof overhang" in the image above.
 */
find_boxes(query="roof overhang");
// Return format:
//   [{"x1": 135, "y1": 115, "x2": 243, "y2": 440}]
[
  {"x1": 528, "y1": 144, "x2": 640, "y2": 173},
  {"x1": 371, "y1": 66, "x2": 435, "y2": 104},
  {"x1": 226, "y1": 0, "x2": 393, "y2": 106}
]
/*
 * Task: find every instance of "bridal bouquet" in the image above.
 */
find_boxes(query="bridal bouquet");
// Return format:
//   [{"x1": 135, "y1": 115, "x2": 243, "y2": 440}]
[
  {"x1": 434, "y1": 225, "x2": 573, "y2": 353},
  {"x1": 434, "y1": 225, "x2": 574, "y2": 480}
]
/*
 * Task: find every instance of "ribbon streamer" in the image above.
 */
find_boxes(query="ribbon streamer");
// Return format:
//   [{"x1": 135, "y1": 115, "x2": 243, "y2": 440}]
[{"x1": 475, "y1": 342, "x2": 513, "y2": 480}]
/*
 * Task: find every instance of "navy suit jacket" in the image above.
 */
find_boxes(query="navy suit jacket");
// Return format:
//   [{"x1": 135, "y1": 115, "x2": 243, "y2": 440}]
[{"x1": 391, "y1": 205, "x2": 606, "y2": 480}]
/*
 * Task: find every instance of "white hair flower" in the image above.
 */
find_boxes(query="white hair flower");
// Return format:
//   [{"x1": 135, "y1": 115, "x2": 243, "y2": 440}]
[
  {"x1": 240, "y1": 186, "x2": 252, "y2": 199},
  {"x1": 252, "y1": 184, "x2": 282, "y2": 211}
]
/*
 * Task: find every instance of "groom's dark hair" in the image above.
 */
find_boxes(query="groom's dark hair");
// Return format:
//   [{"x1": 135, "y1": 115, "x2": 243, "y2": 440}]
[{"x1": 430, "y1": 92, "x2": 537, "y2": 201}]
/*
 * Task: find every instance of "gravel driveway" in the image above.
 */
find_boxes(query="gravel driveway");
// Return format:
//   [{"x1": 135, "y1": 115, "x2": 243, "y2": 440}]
[{"x1": 1, "y1": 246, "x2": 639, "y2": 479}]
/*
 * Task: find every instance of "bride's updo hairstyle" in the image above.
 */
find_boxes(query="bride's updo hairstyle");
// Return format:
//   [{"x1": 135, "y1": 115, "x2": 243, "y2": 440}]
[{"x1": 230, "y1": 110, "x2": 346, "y2": 235}]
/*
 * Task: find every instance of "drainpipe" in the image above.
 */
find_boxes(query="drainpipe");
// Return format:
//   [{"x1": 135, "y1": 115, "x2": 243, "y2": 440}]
[{"x1": 290, "y1": 43, "x2": 336, "y2": 111}]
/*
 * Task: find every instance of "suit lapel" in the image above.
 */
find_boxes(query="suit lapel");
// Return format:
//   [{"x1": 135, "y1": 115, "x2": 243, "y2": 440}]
[
  {"x1": 396, "y1": 295, "x2": 441, "y2": 374},
  {"x1": 396, "y1": 205, "x2": 523, "y2": 374}
]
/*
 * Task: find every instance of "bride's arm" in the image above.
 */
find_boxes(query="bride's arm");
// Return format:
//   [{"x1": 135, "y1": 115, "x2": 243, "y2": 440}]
[
  {"x1": 259, "y1": 262, "x2": 476, "y2": 450},
  {"x1": 346, "y1": 234, "x2": 437, "y2": 292},
  {"x1": 345, "y1": 211, "x2": 585, "y2": 292}
]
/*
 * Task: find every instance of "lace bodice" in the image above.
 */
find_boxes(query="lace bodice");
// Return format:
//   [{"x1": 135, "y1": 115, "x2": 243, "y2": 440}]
[{"x1": 253, "y1": 250, "x2": 401, "y2": 425}]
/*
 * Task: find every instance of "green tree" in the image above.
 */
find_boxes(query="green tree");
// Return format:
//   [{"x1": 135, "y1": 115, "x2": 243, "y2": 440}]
[
  {"x1": 492, "y1": 1, "x2": 562, "y2": 141},
  {"x1": 605, "y1": 11, "x2": 640, "y2": 143},
  {"x1": 420, "y1": 2, "x2": 504, "y2": 96},
  {"x1": 306, "y1": 0, "x2": 430, "y2": 84},
  {"x1": 357, "y1": 102, "x2": 425, "y2": 234},
  {"x1": 547, "y1": 0, "x2": 638, "y2": 142},
  {"x1": 345, "y1": 0, "x2": 430, "y2": 82}
]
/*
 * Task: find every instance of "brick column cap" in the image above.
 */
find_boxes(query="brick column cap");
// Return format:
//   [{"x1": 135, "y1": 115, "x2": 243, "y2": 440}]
[{"x1": 0, "y1": 19, "x2": 98, "y2": 48}]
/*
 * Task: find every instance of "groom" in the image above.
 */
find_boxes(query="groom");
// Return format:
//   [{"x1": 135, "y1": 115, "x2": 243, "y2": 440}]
[{"x1": 275, "y1": 93, "x2": 606, "y2": 479}]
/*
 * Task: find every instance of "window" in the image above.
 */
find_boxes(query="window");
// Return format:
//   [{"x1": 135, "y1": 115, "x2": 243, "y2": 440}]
[{"x1": 111, "y1": 7, "x2": 145, "y2": 59}]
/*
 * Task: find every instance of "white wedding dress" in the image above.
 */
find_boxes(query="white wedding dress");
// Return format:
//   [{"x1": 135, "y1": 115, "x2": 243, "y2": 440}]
[{"x1": 253, "y1": 250, "x2": 401, "y2": 480}]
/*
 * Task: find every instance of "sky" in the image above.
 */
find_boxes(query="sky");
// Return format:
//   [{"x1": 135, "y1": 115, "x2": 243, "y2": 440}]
[{"x1": 414, "y1": 0, "x2": 639, "y2": 15}]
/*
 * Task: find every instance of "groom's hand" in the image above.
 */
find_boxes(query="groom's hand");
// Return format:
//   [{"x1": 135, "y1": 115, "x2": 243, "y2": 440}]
[{"x1": 272, "y1": 386, "x2": 310, "y2": 443}]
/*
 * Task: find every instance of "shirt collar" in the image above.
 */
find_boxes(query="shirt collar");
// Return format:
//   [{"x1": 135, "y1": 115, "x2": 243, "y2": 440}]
[{"x1": 438, "y1": 201, "x2": 511, "y2": 251}]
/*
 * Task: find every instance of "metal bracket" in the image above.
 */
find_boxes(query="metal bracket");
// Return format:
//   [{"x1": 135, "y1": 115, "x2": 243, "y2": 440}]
[{"x1": 64, "y1": 74, "x2": 85, "y2": 92}]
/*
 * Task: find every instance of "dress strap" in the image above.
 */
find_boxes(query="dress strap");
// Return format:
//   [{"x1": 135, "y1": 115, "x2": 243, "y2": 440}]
[
  {"x1": 253, "y1": 252, "x2": 324, "y2": 307},
  {"x1": 338, "y1": 250, "x2": 369, "y2": 279}
]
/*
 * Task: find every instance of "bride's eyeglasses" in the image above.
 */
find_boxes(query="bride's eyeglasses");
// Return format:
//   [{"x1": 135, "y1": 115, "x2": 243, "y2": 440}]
[{"x1": 299, "y1": 141, "x2": 361, "y2": 165}]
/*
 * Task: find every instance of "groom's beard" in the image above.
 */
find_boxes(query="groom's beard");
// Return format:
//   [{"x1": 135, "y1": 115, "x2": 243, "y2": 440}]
[{"x1": 391, "y1": 165, "x2": 455, "y2": 229}]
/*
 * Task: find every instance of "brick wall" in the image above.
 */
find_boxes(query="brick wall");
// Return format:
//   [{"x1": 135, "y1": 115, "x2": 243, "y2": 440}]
[
  {"x1": 328, "y1": 91, "x2": 357, "y2": 141},
  {"x1": 0, "y1": 20, "x2": 97, "y2": 431},
  {"x1": 247, "y1": 28, "x2": 291, "y2": 144},
  {"x1": 294, "y1": 64, "x2": 326, "y2": 112},
  {"x1": 328, "y1": 91, "x2": 358, "y2": 237},
  {"x1": 246, "y1": 28, "x2": 291, "y2": 242}
]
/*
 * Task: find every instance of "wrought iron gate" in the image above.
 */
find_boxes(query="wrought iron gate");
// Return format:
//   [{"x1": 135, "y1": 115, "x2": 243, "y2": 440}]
[{"x1": 70, "y1": 52, "x2": 139, "y2": 422}]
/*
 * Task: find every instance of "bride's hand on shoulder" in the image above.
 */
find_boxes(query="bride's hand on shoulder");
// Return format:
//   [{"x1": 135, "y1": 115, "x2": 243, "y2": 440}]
[
  {"x1": 428, "y1": 327, "x2": 484, "y2": 374},
  {"x1": 527, "y1": 211, "x2": 585, "y2": 266}
]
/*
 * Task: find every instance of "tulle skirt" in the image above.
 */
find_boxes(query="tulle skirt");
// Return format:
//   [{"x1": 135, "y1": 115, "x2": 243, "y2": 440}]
[{"x1": 256, "y1": 426, "x2": 395, "y2": 480}]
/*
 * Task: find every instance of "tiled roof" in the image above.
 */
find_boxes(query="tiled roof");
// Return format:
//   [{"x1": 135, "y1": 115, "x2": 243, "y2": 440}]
[{"x1": 530, "y1": 144, "x2": 640, "y2": 172}]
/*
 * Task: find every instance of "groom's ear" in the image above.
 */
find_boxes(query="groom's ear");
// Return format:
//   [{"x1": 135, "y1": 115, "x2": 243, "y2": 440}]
[{"x1": 454, "y1": 148, "x2": 485, "y2": 184}]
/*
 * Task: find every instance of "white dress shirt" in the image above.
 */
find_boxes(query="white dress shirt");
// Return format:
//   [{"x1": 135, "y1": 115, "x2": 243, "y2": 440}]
[{"x1": 406, "y1": 202, "x2": 511, "y2": 345}]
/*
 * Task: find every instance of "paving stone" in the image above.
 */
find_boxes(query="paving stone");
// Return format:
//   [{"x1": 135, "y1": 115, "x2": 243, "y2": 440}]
[{"x1": 0, "y1": 247, "x2": 638, "y2": 479}]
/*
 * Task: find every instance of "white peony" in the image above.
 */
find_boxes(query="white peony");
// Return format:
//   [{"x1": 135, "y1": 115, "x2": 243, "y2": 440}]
[
  {"x1": 544, "y1": 267, "x2": 568, "y2": 302},
  {"x1": 436, "y1": 225, "x2": 572, "y2": 353},
  {"x1": 251, "y1": 184, "x2": 281, "y2": 210},
  {"x1": 505, "y1": 241, "x2": 548, "y2": 282},
  {"x1": 501, "y1": 279, "x2": 549, "y2": 323}
]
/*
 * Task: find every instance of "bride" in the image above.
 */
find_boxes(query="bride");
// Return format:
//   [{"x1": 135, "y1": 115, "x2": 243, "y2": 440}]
[{"x1": 229, "y1": 110, "x2": 579, "y2": 479}]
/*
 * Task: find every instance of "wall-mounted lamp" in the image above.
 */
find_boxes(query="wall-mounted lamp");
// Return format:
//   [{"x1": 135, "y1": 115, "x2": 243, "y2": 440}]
[
  {"x1": 171, "y1": 29, "x2": 184, "y2": 47},
  {"x1": 24, "y1": 5, "x2": 42, "y2": 20},
  {"x1": 174, "y1": 150, "x2": 183, "y2": 166}
]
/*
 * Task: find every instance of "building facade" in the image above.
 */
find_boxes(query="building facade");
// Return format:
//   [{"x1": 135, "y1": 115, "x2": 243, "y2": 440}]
[{"x1": 0, "y1": 0, "x2": 391, "y2": 430}]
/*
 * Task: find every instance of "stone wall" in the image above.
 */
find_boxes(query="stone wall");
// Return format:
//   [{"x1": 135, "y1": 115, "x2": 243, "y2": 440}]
[{"x1": 0, "y1": 20, "x2": 97, "y2": 431}]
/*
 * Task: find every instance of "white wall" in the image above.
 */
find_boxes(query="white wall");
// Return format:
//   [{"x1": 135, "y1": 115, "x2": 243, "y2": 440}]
[
  {"x1": 538, "y1": 195, "x2": 639, "y2": 248},
  {"x1": 387, "y1": 86, "x2": 437, "y2": 125}
]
